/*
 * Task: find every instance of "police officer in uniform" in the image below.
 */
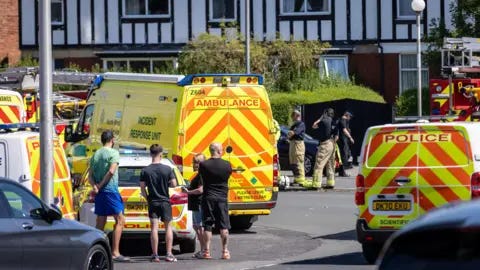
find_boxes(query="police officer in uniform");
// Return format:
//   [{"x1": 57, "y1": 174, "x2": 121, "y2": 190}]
[
  {"x1": 311, "y1": 108, "x2": 335, "y2": 189},
  {"x1": 288, "y1": 110, "x2": 306, "y2": 185}
]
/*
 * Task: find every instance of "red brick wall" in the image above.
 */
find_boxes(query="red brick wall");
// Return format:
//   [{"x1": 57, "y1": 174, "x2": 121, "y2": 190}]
[
  {"x1": 0, "y1": 0, "x2": 21, "y2": 65},
  {"x1": 349, "y1": 53, "x2": 399, "y2": 104}
]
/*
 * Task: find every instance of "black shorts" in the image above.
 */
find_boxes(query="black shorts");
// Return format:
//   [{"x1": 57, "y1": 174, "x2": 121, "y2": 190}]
[
  {"x1": 202, "y1": 199, "x2": 230, "y2": 231},
  {"x1": 148, "y1": 201, "x2": 172, "y2": 222}
]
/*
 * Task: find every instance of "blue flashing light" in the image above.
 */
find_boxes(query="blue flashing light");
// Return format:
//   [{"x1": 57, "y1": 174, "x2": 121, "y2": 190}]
[
  {"x1": 177, "y1": 74, "x2": 264, "y2": 86},
  {"x1": 0, "y1": 123, "x2": 39, "y2": 130},
  {"x1": 93, "y1": 75, "x2": 104, "y2": 87}
]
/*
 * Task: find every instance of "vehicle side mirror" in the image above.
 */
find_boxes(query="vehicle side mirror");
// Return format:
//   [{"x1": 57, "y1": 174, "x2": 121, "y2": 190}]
[
  {"x1": 65, "y1": 124, "x2": 88, "y2": 143},
  {"x1": 46, "y1": 204, "x2": 63, "y2": 222}
]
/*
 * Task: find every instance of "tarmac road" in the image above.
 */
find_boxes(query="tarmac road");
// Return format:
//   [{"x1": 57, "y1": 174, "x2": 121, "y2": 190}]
[{"x1": 114, "y1": 173, "x2": 374, "y2": 270}]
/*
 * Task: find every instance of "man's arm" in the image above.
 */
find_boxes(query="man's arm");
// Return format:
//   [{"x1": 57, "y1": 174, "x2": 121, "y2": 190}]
[
  {"x1": 169, "y1": 169, "x2": 177, "y2": 187},
  {"x1": 140, "y1": 181, "x2": 148, "y2": 200},
  {"x1": 342, "y1": 127, "x2": 354, "y2": 144},
  {"x1": 87, "y1": 168, "x2": 98, "y2": 193},
  {"x1": 97, "y1": 162, "x2": 118, "y2": 190},
  {"x1": 294, "y1": 122, "x2": 305, "y2": 135}
]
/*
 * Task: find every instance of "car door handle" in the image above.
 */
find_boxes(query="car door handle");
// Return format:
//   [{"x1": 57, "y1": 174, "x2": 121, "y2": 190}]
[
  {"x1": 394, "y1": 178, "x2": 411, "y2": 184},
  {"x1": 22, "y1": 222, "x2": 34, "y2": 230}
]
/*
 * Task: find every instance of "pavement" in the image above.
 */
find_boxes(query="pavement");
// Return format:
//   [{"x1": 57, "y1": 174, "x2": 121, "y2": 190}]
[
  {"x1": 114, "y1": 168, "x2": 370, "y2": 270},
  {"x1": 281, "y1": 166, "x2": 358, "y2": 192}
]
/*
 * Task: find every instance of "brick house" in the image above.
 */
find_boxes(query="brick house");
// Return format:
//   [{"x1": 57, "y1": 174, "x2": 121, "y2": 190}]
[
  {"x1": 0, "y1": 0, "x2": 21, "y2": 65},
  {"x1": 16, "y1": 0, "x2": 456, "y2": 103}
]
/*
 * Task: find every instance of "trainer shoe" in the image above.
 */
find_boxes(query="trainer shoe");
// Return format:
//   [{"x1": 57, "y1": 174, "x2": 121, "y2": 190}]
[
  {"x1": 151, "y1": 254, "x2": 161, "y2": 263},
  {"x1": 165, "y1": 253, "x2": 177, "y2": 262}
]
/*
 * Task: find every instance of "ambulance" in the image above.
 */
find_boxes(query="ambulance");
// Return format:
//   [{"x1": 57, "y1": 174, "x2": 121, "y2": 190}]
[
  {"x1": 0, "y1": 90, "x2": 25, "y2": 123},
  {"x1": 0, "y1": 123, "x2": 75, "y2": 219},
  {"x1": 356, "y1": 122, "x2": 480, "y2": 263},
  {"x1": 65, "y1": 73, "x2": 279, "y2": 229}
]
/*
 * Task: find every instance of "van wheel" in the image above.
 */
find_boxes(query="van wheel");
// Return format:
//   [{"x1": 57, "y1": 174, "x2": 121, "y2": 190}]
[
  {"x1": 362, "y1": 243, "x2": 382, "y2": 264},
  {"x1": 230, "y1": 216, "x2": 254, "y2": 230},
  {"x1": 304, "y1": 155, "x2": 313, "y2": 176},
  {"x1": 179, "y1": 238, "x2": 196, "y2": 254},
  {"x1": 84, "y1": 244, "x2": 111, "y2": 270}
]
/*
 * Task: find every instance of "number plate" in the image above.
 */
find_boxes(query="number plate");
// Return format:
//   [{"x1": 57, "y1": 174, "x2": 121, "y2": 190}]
[
  {"x1": 372, "y1": 200, "x2": 411, "y2": 211},
  {"x1": 125, "y1": 203, "x2": 148, "y2": 212}
]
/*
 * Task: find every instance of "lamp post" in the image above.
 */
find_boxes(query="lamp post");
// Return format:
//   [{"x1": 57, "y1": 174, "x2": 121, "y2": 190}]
[{"x1": 411, "y1": 0, "x2": 425, "y2": 117}]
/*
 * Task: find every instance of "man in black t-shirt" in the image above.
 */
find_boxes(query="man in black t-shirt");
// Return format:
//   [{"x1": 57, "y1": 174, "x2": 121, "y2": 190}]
[
  {"x1": 338, "y1": 111, "x2": 355, "y2": 177},
  {"x1": 311, "y1": 108, "x2": 336, "y2": 189},
  {"x1": 140, "y1": 144, "x2": 178, "y2": 263},
  {"x1": 199, "y1": 143, "x2": 232, "y2": 260}
]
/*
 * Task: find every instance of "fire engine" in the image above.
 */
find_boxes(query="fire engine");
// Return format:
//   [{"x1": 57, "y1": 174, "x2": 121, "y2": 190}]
[{"x1": 430, "y1": 37, "x2": 480, "y2": 120}]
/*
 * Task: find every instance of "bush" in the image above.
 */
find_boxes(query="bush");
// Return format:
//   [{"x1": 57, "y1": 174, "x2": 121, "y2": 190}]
[
  {"x1": 395, "y1": 88, "x2": 430, "y2": 116},
  {"x1": 270, "y1": 85, "x2": 385, "y2": 125}
]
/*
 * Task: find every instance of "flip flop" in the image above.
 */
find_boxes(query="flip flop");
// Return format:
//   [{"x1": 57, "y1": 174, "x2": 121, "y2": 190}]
[
  {"x1": 112, "y1": 255, "x2": 130, "y2": 262},
  {"x1": 221, "y1": 250, "x2": 231, "y2": 260}
]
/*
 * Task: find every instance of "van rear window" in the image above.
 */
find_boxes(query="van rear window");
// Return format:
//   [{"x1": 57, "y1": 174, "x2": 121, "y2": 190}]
[{"x1": 366, "y1": 128, "x2": 470, "y2": 168}]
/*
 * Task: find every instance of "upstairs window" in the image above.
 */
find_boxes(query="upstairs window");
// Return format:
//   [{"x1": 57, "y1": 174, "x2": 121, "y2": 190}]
[
  {"x1": 210, "y1": 0, "x2": 236, "y2": 21},
  {"x1": 124, "y1": 0, "x2": 170, "y2": 17},
  {"x1": 397, "y1": 0, "x2": 416, "y2": 19},
  {"x1": 281, "y1": 0, "x2": 330, "y2": 15},
  {"x1": 51, "y1": 0, "x2": 64, "y2": 25}
]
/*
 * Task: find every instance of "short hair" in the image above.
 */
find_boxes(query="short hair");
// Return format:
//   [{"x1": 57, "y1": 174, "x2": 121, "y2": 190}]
[
  {"x1": 209, "y1": 143, "x2": 221, "y2": 155},
  {"x1": 291, "y1": 110, "x2": 301, "y2": 117},
  {"x1": 193, "y1": 153, "x2": 206, "y2": 163},
  {"x1": 101, "y1": 130, "x2": 114, "y2": 145},
  {"x1": 149, "y1": 144, "x2": 163, "y2": 157}
]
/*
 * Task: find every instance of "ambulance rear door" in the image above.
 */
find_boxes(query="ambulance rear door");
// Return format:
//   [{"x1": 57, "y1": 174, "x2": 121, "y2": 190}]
[{"x1": 360, "y1": 126, "x2": 420, "y2": 230}]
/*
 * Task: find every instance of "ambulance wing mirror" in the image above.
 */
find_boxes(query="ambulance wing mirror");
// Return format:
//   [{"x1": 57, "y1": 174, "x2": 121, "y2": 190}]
[{"x1": 64, "y1": 124, "x2": 87, "y2": 143}]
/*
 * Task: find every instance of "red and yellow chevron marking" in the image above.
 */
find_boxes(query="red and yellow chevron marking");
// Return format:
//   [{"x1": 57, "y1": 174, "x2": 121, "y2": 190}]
[
  {"x1": 111, "y1": 187, "x2": 188, "y2": 232},
  {"x1": 0, "y1": 105, "x2": 21, "y2": 123},
  {"x1": 359, "y1": 125, "x2": 473, "y2": 230},
  {"x1": 180, "y1": 85, "x2": 275, "y2": 204},
  {"x1": 26, "y1": 137, "x2": 75, "y2": 219}
]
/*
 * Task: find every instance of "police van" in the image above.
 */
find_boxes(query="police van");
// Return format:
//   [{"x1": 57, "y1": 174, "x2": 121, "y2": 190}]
[
  {"x1": 355, "y1": 122, "x2": 480, "y2": 263},
  {"x1": 0, "y1": 123, "x2": 75, "y2": 219},
  {"x1": 65, "y1": 73, "x2": 279, "y2": 229}
]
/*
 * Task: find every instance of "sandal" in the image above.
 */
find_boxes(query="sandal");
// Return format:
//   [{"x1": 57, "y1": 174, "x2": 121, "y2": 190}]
[
  {"x1": 165, "y1": 253, "x2": 177, "y2": 262},
  {"x1": 112, "y1": 255, "x2": 130, "y2": 262},
  {"x1": 151, "y1": 254, "x2": 161, "y2": 263},
  {"x1": 202, "y1": 250, "x2": 212, "y2": 259},
  {"x1": 221, "y1": 250, "x2": 231, "y2": 260},
  {"x1": 193, "y1": 251, "x2": 203, "y2": 258}
]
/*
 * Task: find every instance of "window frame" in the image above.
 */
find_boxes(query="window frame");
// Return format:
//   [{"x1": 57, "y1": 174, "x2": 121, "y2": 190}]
[
  {"x1": 319, "y1": 55, "x2": 349, "y2": 80},
  {"x1": 209, "y1": 0, "x2": 237, "y2": 22},
  {"x1": 51, "y1": 0, "x2": 64, "y2": 25},
  {"x1": 396, "y1": 0, "x2": 417, "y2": 20},
  {"x1": 280, "y1": 0, "x2": 331, "y2": 16},
  {"x1": 398, "y1": 53, "x2": 429, "y2": 94},
  {"x1": 102, "y1": 58, "x2": 177, "y2": 73},
  {"x1": 122, "y1": 0, "x2": 171, "y2": 19}
]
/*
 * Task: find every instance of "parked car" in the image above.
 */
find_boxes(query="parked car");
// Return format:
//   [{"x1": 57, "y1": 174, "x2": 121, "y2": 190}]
[
  {"x1": 0, "y1": 178, "x2": 112, "y2": 270},
  {"x1": 277, "y1": 126, "x2": 319, "y2": 176},
  {"x1": 378, "y1": 199, "x2": 480, "y2": 270},
  {"x1": 73, "y1": 152, "x2": 196, "y2": 253}
]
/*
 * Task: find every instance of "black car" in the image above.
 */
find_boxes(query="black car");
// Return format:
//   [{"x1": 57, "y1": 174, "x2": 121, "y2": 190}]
[
  {"x1": 378, "y1": 200, "x2": 480, "y2": 270},
  {"x1": 0, "y1": 178, "x2": 112, "y2": 270},
  {"x1": 277, "y1": 126, "x2": 320, "y2": 176}
]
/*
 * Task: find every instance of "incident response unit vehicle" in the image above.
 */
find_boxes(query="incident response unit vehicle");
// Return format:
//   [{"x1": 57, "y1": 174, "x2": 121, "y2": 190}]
[
  {"x1": 64, "y1": 72, "x2": 279, "y2": 230},
  {"x1": 0, "y1": 123, "x2": 75, "y2": 219},
  {"x1": 355, "y1": 122, "x2": 480, "y2": 264},
  {"x1": 73, "y1": 152, "x2": 195, "y2": 253}
]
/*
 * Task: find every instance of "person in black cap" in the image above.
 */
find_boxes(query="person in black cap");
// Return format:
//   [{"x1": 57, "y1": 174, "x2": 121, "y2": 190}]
[{"x1": 338, "y1": 111, "x2": 354, "y2": 176}]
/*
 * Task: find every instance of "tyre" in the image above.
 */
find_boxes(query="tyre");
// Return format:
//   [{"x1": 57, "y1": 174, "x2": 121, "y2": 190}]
[
  {"x1": 361, "y1": 243, "x2": 382, "y2": 264},
  {"x1": 230, "y1": 215, "x2": 254, "y2": 230},
  {"x1": 84, "y1": 244, "x2": 111, "y2": 270},
  {"x1": 179, "y1": 238, "x2": 196, "y2": 253},
  {"x1": 304, "y1": 155, "x2": 313, "y2": 176}
]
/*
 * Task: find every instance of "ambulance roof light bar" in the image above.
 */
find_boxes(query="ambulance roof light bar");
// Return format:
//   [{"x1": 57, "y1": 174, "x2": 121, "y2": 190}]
[
  {"x1": 103, "y1": 72, "x2": 185, "y2": 83},
  {"x1": 178, "y1": 74, "x2": 264, "y2": 86},
  {"x1": 393, "y1": 115, "x2": 459, "y2": 123}
]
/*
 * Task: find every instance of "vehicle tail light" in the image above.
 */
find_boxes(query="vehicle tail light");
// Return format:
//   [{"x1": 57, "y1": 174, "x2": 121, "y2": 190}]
[
  {"x1": 355, "y1": 174, "x2": 365, "y2": 205},
  {"x1": 170, "y1": 193, "x2": 188, "y2": 205},
  {"x1": 55, "y1": 125, "x2": 64, "y2": 135},
  {"x1": 471, "y1": 172, "x2": 480, "y2": 198},
  {"x1": 172, "y1": 154, "x2": 183, "y2": 173},
  {"x1": 273, "y1": 154, "x2": 279, "y2": 187}
]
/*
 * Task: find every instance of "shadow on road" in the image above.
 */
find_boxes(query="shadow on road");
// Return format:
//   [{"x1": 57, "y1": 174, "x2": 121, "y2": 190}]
[
  {"x1": 282, "y1": 252, "x2": 367, "y2": 266},
  {"x1": 312, "y1": 229, "x2": 356, "y2": 241}
]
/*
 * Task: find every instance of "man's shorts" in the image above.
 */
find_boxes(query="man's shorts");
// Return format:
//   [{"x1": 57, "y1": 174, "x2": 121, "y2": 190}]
[
  {"x1": 148, "y1": 201, "x2": 172, "y2": 222},
  {"x1": 94, "y1": 192, "x2": 124, "y2": 216},
  {"x1": 192, "y1": 209, "x2": 203, "y2": 227},
  {"x1": 202, "y1": 199, "x2": 230, "y2": 232}
]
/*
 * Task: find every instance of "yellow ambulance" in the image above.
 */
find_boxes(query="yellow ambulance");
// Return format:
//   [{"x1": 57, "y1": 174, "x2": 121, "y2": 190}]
[
  {"x1": 65, "y1": 73, "x2": 279, "y2": 229},
  {"x1": 356, "y1": 122, "x2": 478, "y2": 263},
  {"x1": 0, "y1": 123, "x2": 75, "y2": 219}
]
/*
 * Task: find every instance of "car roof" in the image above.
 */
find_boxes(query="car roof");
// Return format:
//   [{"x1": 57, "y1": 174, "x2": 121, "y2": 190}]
[
  {"x1": 395, "y1": 200, "x2": 480, "y2": 236},
  {"x1": 118, "y1": 156, "x2": 175, "y2": 168}
]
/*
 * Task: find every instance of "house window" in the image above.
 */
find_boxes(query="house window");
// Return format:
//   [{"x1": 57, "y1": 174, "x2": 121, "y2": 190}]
[
  {"x1": 103, "y1": 58, "x2": 176, "y2": 73},
  {"x1": 397, "y1": 0, "x2": 416, "y2": 19},
  {"x1": 320, "y1": 55, "x2": 349, "y2": 80},
  {"x1": 51, "y1": 0, "x2": 64, "y2": 25},
  {"x1": 281, "y1": 0, "x2": 330, "y2": 15},
  {"x1": 209, "y1": 0, "x2": 236, "y2": 21},
  {"x1": 399, "y1": 54, "x2": 429, "y2": 94},
  {"x1": 124, "y1": 0, "x2": 170, "y2": 17}
]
